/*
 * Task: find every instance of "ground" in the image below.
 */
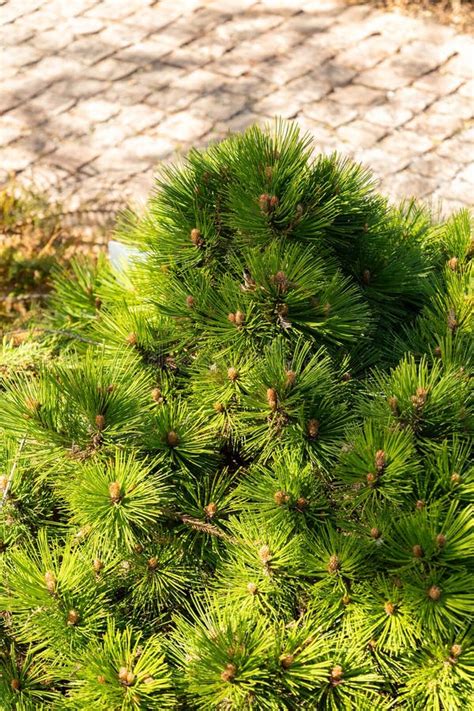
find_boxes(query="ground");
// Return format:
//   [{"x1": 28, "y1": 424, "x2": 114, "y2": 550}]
[{"x1": 0, "y1": 0, "x2": 473, "y2": 229}]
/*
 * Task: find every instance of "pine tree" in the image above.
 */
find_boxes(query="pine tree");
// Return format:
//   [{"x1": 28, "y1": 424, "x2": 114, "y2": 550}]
[{"x1": 0, "y1": 121, "x2": 472, "y2": 710}]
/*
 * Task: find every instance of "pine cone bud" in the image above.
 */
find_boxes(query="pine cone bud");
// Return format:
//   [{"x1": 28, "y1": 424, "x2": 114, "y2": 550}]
[
  {"x1": 234, "y1": 310, "x2": 245, "y2": 326},
  {"x1": 93, "y1": 558, "x2": 103, "y2": 573},
  {"x1": 296, "y1": 496, "x2": 308, "y2": 511},
  {"x1": 434, "y1": 345, "x2": 442, "y2": 358},
  {"x1": 247, "y1": 582, "x2": 258, "y2": 595},
  {"x1": 450, "y1": 472, "x2": 461, "y2": 484},
  {"x1": 450, "y1": 644, "x2": 462, "y2": 657},
  {"x1": 166, "y1": 430, "x2": 180, "y2": 447},
  {"x1": 67, "y1": 609, "x2": 80, "y2": 626},
  {"x1": 285, "y1": 370, "x2": 296, "y2": 387},
  {"x1": 44, "y1": 570, "x2": 56, "y2": 593},
  {"x1": 126, "y1": 332, "x2": 138, "y2": 346},
  {"x1": 327, "y1": 554, "x2": 340, "y2": 573},
  {"x1": 204, "y1": 502, "x2": 218, "y2": 518},
  {"x1": 186, "y1": 295, "x2": 195, "y2": 308},
  {"x1": 94, "y1": 297, "x2": 102, "y2": 310},
  {"x1": 370, "y1": 527, "x2": 381, "y2": 539},
  {"x1": 25, "y1": 397, "x2": 41, "y2": 414},
  {"x1": 267, "y1": 387, "x2": 278, "y2": 410},
  {"x1": 190, "y1": 228, "x2": 203, "y2": 247},
  {"x1": 258, "y1": 193, "x2": 271, "y2": 213},
  {"x1": 447, "y1": 308, "x2": 458, "y2": 332},
  {"x1": 280, "y1": 654, "x2": 294, "y2": 669},
  {"x1": 412, "y1": 544, "x2": 424, "y2": 558},
  {"x1": 411, "y1": 387, "x2": 428, "y2": 408},
  {"x1": 134, "y1": 543, "x2": 144, "y2": 554},
  {"x1": 109, "y1": 481, "x2": 121, "y2": 503},
  {"x1": 306, "y1": 419, "x2": 319, "y2": 439},
  {"x1": 362, "y1": 269, "x2": 371, "y2": 285},
  {"x1": 227, "y1": 367, "x2": 239, "y2": 382},
  {"x1": 416, "y1": 499, "x2": 425, "y2": 510},
  {"x1": 97, "y1": 675, "x2": 106, "y2": 684},
  {"x1": 330, "y1": 665, "x2": 344, "y2": 683},
  {"x1": 274, "y1": 490, "x2": 289, "y2": 506},
  {"x1": 264, "y1": 165, "x2": 273, "y2": 181},
  {"x1": 427, "y1": 585, "x2": 442, "y2": 601},
  {"x1": 147, "y1": 557, "x2": 159, "y2": 570},
  {"x1": 384, "y1": 601, "x2": 395, "y2": 616},
  {"x1": 118, "y1": 667, "x2": 135, "y2": 686},
  {"x1": 0, "y1": 475, "x2": 8, "y2": 492},
  {"x1": 388, "y1": 396, "x2": 399, "y2": 414},
  {"x1": 221, "y1": 663, "x2": 237, "y2": 682},
  {"x1": 341, "y1": 371, "x2": 352, "y2": 382},
  {"x1": 227, "y1": 312, "x2": 236, "y2": 323},
  {"x1": 213, "y1": 402, "x2": 224, "y2": 413},
  {"x1": 375, "y1": 450, "x2": 386, "y2": 472},
  {"x1": 436, "y1": 533, "x2": 447, "y2": 547},
  {"x1": 258, "y1": 544, "x2": 271, "y2": 564},
  {"x1": 151, "y1": 387, "x2": 162, "y2": 402},
  {"x1": 269, "y1": 195, "x2": 279, "y2": 209},
  {"x1": 272, "y1": 271, "x2": 288, "y2": 293},
  {"x1": 366, "y1": 472, "x2": 377, "y2": 487},
  {"x1": 342, "y1": 594, "x2": 351, "y2": 605},
  {"x1": 95, "y1": 414, "x2": 106, "y2": 431},
  {"x1": 447, "y1": 257, "x2": 458, "y2": 271},
  {"x1": 11, "y1": 678, "x2": 20, "y2": 691}
]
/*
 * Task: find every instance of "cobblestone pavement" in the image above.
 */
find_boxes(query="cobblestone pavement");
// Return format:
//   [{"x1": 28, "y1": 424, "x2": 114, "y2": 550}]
[{"x1": 1, "y1": 0, "x2": 473, "y2": 223}]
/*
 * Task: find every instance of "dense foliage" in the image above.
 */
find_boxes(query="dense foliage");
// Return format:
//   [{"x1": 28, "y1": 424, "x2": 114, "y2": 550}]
[{"x1": 0, "y1": 123, "x2": 472, "y2": 710}]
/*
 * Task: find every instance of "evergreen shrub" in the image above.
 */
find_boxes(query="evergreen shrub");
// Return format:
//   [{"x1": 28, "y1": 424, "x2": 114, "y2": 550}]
[{"x1": 0, "y1": 122, "x2": 472, "y2": 710}]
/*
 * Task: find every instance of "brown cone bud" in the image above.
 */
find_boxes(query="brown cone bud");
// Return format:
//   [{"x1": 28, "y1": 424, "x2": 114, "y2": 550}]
[
  {"x1": 213, "y1": 402, "x2": 224, "y2": 413},
  {"x1": 234, "y1": 310, "x2": 245, "y2": 326},
  {"x1": 221, "y1": 663, "x2": 236, "y2": 682},
  {"x1": 227, "y1": 367, "x2": 239, "y2": 382},
  {"x1": 147, "y1": 557, "x2": 159, "y2": 570},
  {"x1": 451, "y1": 472, "x2": 461, "y2": 484},
  {"x1": 93, "y1": 558, "x2": 104, "y2": 573},
  {"x1": 342, "y1": 594, "x2": 351, "y2": 605},
  {"x1": 94, "y1": 297, "x2": 102, "y2": 310},
  {"x1": 95, "y1": 414, "x2": 105, "y2": 431},
  {"x1": 247, "y1": 582, "x2": 258, "y2": 595},
  {"x1": 306, "y1": 419, "x2": 319, "y2": 439},
  {"x1": 267, "y1": 387, "x2": 278, "y2": 411},
  {"x1": 447, "y1": 257, "x2": 458, "y2": 271},
  {"x1": 416, "y1": 499, "x2": 425, "y2": 510},
  {"x1": 434, "y1": 346, "x2": 442, "y2": 358},
  {"x1": 258, "y1": 544, "x2": 271, "y2": 564},
  {"x1": 126, "y1": 332, "x2": 138, "y2": 346},
  {"x1": 280, "y1": 654, "x2": 294, "y2": 669},
  {"x1": 109, "y1": 481, "x2": 121, "y2": 503},
  {"x1": 341, "y1": 371, "x2": 352, "y2": 382},
  {"x1": 375, "y1": 450, "x2": 386, "y2": 472},
  {"x1": 151, "y1": 387, "x2": 162, "y2": 403},
  {"x1": 258, "y1": 193, "x2": 271, "y2": 213},
  {"x1": 190, "y1": 228, "x2": 203, "y2": 247},
  {"x1": 330, "y1": 665, "x2": 344, "y2": 683},
  {"x1": 327, "y1": 554, "x2": 340, "y2": 573},
  {"x1": 44, "y1": 570, "x2": 56, "y2": 593},
  {"x1": 388, "y1": 396, "x2": 399, "y2": 414},
  {"x1": 118, "y1": 667, "x2": 135, "y2": 686},
  {"x1": 296, "y1": 496, "x2": 308, "y2": 511},
  {"x1": 436, "y1": 533, "x2": 447, "y2": 547},
  {"x1": 186, "y1": 295, "x2": 195, "y2": 308},
  {"x1": 274, "y1": 490, "x2": 289, "y2": 506},
  {"x1": 11, "y1": 679, "x2": 20, "y2": 691},
  {"x1": 285, "y1": 370, "x2": 296, "y2": 386},
  {"x1": 412, "y1": 544, "x2": 424, "y2": 558},
  {"x1": 97, "y1": 675, "x2": 106, "y2": 684},
  {"x1": 67, "y1": 609, "x2": 80, "y2": 626},
  {"x1": 227, "y1": 312, "x2": 236, "y2": 323},
  {"x1": 204, "y1": 502, "x2": 218, "y2": 518},
  {"x1": 272, "y1": 271, "x2": 288, "y2": 293},
  {"x1": 134, "y1": 543, "x2": 144, "y2": 554},
  {"x1": 366, "y1": 472, "x2": 377, "y2": 487},
  {"x1": 269, "y1": 195, "x2": 279, "y2": 209},
  {"x1": 0, "y1": 475, "x2": 8, "y2": 492},
  {"x1": 384, "y1": 601, "x2": 395, "y2": 616},
  {"x1": 370, "y1": 527, "x2": 381, "y2": 539},
  {"x1": 25, "y1": 397, "x2": 41, "y2": 413},
  {"x1": 411, "y1": 387, "x2": 428, "y2": 408},
  {"x1": 166, "y1": 430, "x2": 180, "y2": 447},
  {"x1": 362, "y1": 269, "x2": 371, "y2": 285},
  {"x1": 427, "y1": 585, "x2": 442, "y2": 601},
  {"x1": 264, "y1": 165, "x2": 273, "y2": 181},
  {"x1": 450, "y1": 644, "x2": 462, "y2": 657}
]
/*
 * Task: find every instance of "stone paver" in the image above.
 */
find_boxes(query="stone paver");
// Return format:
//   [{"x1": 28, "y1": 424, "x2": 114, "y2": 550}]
[{"x1": 0, "y1": 0, "x2": 473, "y2": 221}]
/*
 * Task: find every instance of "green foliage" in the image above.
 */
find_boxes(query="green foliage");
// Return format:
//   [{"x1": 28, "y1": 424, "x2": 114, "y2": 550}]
[{"x1": 0, "y1": 122, "x2": 473, "y2": 709}]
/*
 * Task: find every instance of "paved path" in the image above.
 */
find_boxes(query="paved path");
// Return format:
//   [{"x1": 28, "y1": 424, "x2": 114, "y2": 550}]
[{"x1": 1, "y1": 0, "x2": 473, "y2": 224}]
